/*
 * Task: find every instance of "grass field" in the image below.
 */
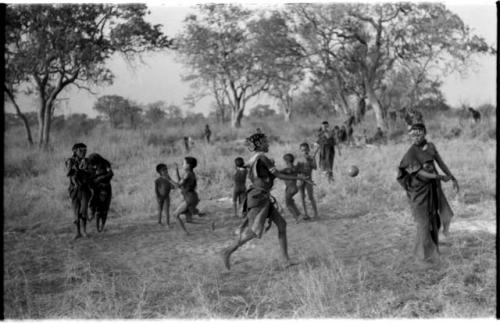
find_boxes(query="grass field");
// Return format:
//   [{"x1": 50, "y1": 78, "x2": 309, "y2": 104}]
[{"x1": 3, "y1": 113, "x2": 496, "y2": 318}]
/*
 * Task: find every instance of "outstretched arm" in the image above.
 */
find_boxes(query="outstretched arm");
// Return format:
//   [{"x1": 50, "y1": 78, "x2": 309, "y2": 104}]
[
  {"x1": 434, "y1": 147, "x2": 459, "y2": 192},
  {"x1": 417, "y1": 169, "x2": 450, "y2": 181},
  {"x1": 273, "y1": 170, "x2": 314, "y2": 185}
]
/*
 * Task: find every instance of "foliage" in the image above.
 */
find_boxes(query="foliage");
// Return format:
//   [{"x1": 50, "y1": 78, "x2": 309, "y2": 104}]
[
  {"x1": 5, "y1": 4, "x2": 171, "y2": 147},
  {"x1": 93, "y1": 95, "x2": 142, "y2": 129},
  {"x1": 176, "y1": 4, "x2": 273, "y2": 128}
]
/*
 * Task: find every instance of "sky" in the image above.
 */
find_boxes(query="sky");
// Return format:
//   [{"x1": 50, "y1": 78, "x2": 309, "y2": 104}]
[{"x1": 5, "y1": 1, "x2": 497, "y2": 118}]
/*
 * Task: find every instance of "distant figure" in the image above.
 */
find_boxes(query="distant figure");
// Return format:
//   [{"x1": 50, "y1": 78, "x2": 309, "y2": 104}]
[
  {"x1": 316, "y1": 121, "x2": 339, "y2": 183},
  {"x1": 296, "y1": 142, "x2": 319, "y2": 219},
  {"x1": 87, "y1": 153, "x2": 113, "y2": 232},
  {"x1": 65, "y1": 143, "x2": 91, "y2": 239},
  {"x1": 183, "y1": 136, "x2": 190, "y2": 153},
  {"x1": 333, "y1": 125, "x2": 340, "y2": 142},
  {"x1": 366, "y1": 127, "x2": 387, "y2": 145},
  {"x1": 233, "y1": 157, "x2": 248, "y2": 217},
  {"x1": 397, "y1": 123, "x2": 458, "y2": 263},
  {"x1": 345, "y1": 115, "x2": 355, "y2": 127},
  {"x1": 280, "y1": 153, "x2": 309, "y2": 222},
  {"x1": 400, "y1": 107, "x2": 423, "y2": 129},
  {"x1": 155, "y1": 163, "x2": 174, "y2": 225},
  {"x1": 204, "y1": 124, "x2": 212, "y2": 143},
  {"x1": 338, "y1": 125, "x2": 348, "y2": 143},
  {"x1": 345, "y1": 123, "x2": 354, "y2": 146},
  {"x1": 468, "y1": 107, "x2": 481, "y2": 123},
  {"x1": 388, "y1": 110, "x2": 397, "y2": 123}
]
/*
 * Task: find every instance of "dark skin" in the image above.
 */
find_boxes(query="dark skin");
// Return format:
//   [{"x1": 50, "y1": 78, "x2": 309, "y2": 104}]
[
  {"x1": 410, "y1": 131, "x2": 459, "y2": 193},
  {"x1": 69, "y1": 147, "x2": 89, "y2": 240},
  {"x1": 298, "y1": 145, "x2": 319, "y2": 218},
  {"x1": 166, "y1": 161, "x2": 209, "y2": 235},
  {"x1": 221, "y1": 137, "x2": 314, "y2": 270},
  {"x1": 155, "y1": 168, "x2": 172, "y2": 225}
]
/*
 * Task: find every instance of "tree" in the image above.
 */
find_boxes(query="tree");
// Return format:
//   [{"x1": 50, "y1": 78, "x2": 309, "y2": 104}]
[
  {"x1": 144, "y1": 101, "x2": 166, "y2": 124},
  {"x1": 5, "y1": 4, "x2": 171, "y2": 148},
  {"x1": 93, "y1": 95, "x2": 141, "y2": 129},
  {"x1": 176, "y1": 4, "x2": 272, "y2": 128},
  {"x1": 292, "y1": 3, "x2": 493, "y2": 131},
  {"x1": 248, "y1": 10, "x2": 306, "y2": 122}
]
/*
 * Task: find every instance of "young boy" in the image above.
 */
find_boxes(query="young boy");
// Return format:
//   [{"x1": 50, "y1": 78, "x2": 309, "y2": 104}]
[
  {"x1": 155, "y1": 163, "x2": 174, "y2": 225},
  {"x1": 233, "y1": 157, "x2": 247, "y2": 217},
  {"x1": 169, "y1": 156, "x2": 209, "y2": 235},
  {"x1": 280, "y1": 153, "x2": 308, "y2": 223},
  {"x1": 87, "y1": 153, "x2": 114, "y2": 232},
  {"x1": 296, "y1": 142, "x2": 319, "y2": 219}
]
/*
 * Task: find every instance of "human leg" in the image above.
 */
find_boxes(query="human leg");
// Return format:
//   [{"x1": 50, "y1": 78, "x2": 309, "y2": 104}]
[
  {"x1": 285, "y1": 190, "x2": 301, "y2": 221},
  {"x1": 221, "y1": 229, "x2": 256, "y2": 270},
  {"x1": 157, "y1": 198, "x2": 164, "y2": 224},
  {"x1": 306, "y1": 183, "x2": 318, "y2": 218},
  {"x1": 270, "y1": 207, "x2": 292, "y2": 265},
  {"x1": 172, "y1": 201, "x2": 190, "y2": 235},
  {"x1": 299, "y1": 186, "x2": 309, "y2": 218},
  {"x1": 165, "y1": 197, "x2": 171, "y2": 226}
]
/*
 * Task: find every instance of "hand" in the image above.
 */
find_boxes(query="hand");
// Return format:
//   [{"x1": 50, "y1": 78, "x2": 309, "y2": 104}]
[
  {"x1": 439, "y1": 175, "x2": 451, "y2": 182},
  {"x1": 452, "y1": 179, "x2": 459, "y2": 193},
  {"x1": 305, "y1": 179, "x2": 315, "y2": 186}
]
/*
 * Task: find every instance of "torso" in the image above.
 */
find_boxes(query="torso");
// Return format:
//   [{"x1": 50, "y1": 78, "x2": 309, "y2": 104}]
[{"x1": 248, "y1": 154, "x2": 276, "y2": 191}]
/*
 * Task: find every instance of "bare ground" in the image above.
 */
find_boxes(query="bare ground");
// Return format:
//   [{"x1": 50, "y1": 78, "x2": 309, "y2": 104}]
[{"x1": 4, "y1": 194, "x2": 495, "y2": 318}]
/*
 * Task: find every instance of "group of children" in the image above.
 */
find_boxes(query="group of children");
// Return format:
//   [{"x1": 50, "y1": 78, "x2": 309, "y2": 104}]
[{"x1": 154, "y1": 141, "x2": 320, "y2": 237}]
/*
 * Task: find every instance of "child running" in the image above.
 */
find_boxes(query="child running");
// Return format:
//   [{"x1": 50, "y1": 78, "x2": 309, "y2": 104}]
[
  {"x1": 296, "y1": 142, "x2": 319, "y2": 219},
  {"x1": 233, "y1": 157, "x2": 248, "y2": 217},
  {"x1": 155, "y1": 163, "x2": 174, "y2": 225},
  {"x1": 167, "y1": 156, "x2": 206, "y2": 235}
]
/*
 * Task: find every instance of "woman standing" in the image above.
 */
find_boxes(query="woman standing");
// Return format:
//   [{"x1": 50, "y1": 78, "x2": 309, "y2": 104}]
[{"x1": 397, "y1": 123, "x2": 459, "y2": 262}]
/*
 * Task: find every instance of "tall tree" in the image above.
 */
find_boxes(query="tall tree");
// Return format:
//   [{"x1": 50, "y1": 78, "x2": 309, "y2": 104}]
[
  {"x1": 5, "y1": 4, "x2": 171, "y2": 148},
  {"x1": 249, "y1": 10, "x2": 306, "y2": 122},
  {"x1": 176, "y1": 4, "x2": 271, "y2": 128},
  {"x1": 292, "y1": 3, "x2": 493, "y2": 131}
]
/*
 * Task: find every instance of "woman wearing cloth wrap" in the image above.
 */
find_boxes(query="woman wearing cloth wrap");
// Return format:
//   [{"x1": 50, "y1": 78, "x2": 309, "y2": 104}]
[
  {"x1": 221, "y1": 133, "x2": 313, "y2": 270},
  {"x1": 397, "y1": 123, "x2": 459, "y2": 262}
]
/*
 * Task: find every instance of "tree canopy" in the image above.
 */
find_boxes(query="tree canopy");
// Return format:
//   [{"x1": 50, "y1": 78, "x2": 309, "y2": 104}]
[{"x1": 5, "y1": 4, "x2": 172, "y2": 147}]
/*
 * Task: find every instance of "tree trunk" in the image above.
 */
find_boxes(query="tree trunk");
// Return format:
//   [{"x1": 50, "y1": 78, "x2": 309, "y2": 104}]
[
  {"x1": 231, "y1": 107, "x2": 244, "y2": 128},
  {"x1": 37, "y1": 97, "x2": 45, "y2": 148},
  {"x1": 41, "y1": 102, "x2": 52, "y2": 149},
  {"x1": 364, "y1": 79, "x2": 386, "y2": 131},
  {"x1": 284, "y1": 108, "x2": 292, "y2": 122},
  {"x1": 4, "y1": 89, "x2": 34, "y2": 146}
]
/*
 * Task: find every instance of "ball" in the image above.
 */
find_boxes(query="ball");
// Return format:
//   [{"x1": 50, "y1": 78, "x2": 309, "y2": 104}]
[{"x1": 348, "y1": 165, "x2": 359, "y2": 177}]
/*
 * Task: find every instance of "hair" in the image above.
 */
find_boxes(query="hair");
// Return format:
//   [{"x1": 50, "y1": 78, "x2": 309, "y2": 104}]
[
  {"x1": 156, "y1": 163, "x2": 168, "y2": 174},
  {"x1": 245, "y1": 133, "x2": 267, "y2": 152},
  {"x1": 72, "y1": 142, "x2": 87, "y2": 151},
  {"x1": 234, "y1": 157, "x2": 244, "y2": 167},
  {"x1": 299, "y1": 142, "x2": 309, "y2": 149},
  {"x1": 184, "y1": 156, "x2": 198, "y2": 169},
  {"x1": 409, "y1": 123, "x2": 427, "y2": 134},
  {"x1": 283, "y1": 153, "x2": 295, "y2": 163},
  {"x1": 321, "y1": 121, "x2": 329, "y2": 125}
]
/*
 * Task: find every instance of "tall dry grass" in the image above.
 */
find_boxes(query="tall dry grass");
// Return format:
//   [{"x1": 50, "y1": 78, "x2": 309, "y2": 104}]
[{"x1": 3, "y1": 110, "x2": 496, "y2": 318}]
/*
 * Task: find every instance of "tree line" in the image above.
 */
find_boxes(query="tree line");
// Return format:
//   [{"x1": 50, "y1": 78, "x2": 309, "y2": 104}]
[{"x1": 4, "y1": 3, "x2": 495, "y2": 148}]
